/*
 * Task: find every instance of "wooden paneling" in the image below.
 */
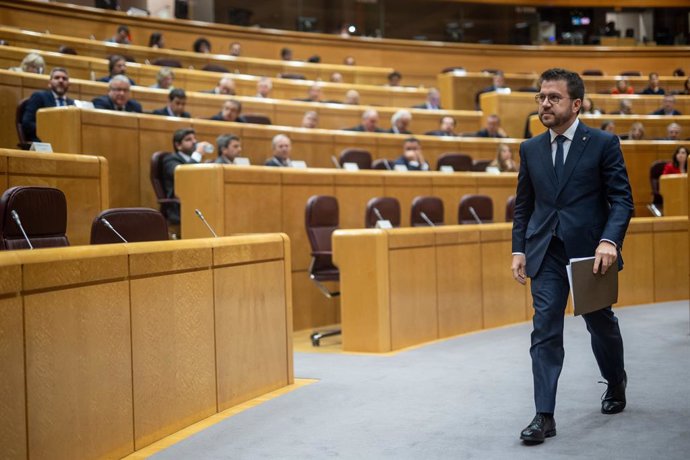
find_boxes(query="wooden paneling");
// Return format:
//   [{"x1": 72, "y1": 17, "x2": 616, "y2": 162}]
[
  {"x1": 332, "y1": 217, "x2": 687, "y2": 353},
  {"x1": 660, "y1": 174, "x2": 688, "y2": 217},
  {"x1": 0, "y1": 235, "x2": 294, "y2": 457}
]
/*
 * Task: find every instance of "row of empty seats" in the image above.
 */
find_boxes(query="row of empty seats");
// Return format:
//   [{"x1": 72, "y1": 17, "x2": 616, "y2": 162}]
[
  {"x1": 339, "y1": 150, "x2": 491, "y2": 171},
  {"x1": 0, "y1": 186, "x2": 169, "y2": 250}
]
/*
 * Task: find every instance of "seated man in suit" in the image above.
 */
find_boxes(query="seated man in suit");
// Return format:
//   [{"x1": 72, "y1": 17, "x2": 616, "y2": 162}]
[
  {"x1": 21, "y1": 67, "x2": 75, "y2": 142},
  {"x1": 412, "y1": 87, "x2": 441, "y2": 110},
  {"x1": 610, "y1": 99, "x2": 633, "y2": 115},
  {"x1": 640, "y1": 72, "x2": 665, "y2": 95},
  {"x1": 214, "y1": 134, "x2": 243, "y2": 164},
  {"x1": 92, "y1": 75, "x2": 143, "y2": 113},
  {"x1": 388, "y1": 109, "x2": 413, "y2": 134},
  {"x1": 344, "y1": 89, "x2": 360, "y2": 105},
  {"x1": 475, "y1": 114, "x2": 507, "y2": 138},
  {"x1": 475, "y1": 71, "x2": 508, "y2": 109},
  {"x1": 393, "y1": 137, "x2": 429, "y2": 171},
  {"x1": 295, "y1": 84, "x2": 323, "y2": 103},
  {"x1": 651, "y1": 95, "x2": 682, "y2": 116},
  {"x1": 663, "y1": 122, "x2": 683, "y2": 140},
  {"x1": 426, "y1": 116, "x2": 458, "y2": 137},
  {"x1": 346, "y1": 109, "x2": 386, "y2": 132},
  {"x1": 204, "y1": 75, "x2": 236, "y2": 95},
  {"x1": 264, "y1": 134, "x2": 293, "y2": 167},
  {"x1": 97, "y1": 55, "x2": 136, "y2": 85},
  {"x1": 152, "y1": 88, "x2": 190, "y2": 118},
  {"x1": 162, "y1": 128, "x2": 213, "y2": 223},
  {"x1": 210, "y1": 99, "x2": 246, "y2": 123}
]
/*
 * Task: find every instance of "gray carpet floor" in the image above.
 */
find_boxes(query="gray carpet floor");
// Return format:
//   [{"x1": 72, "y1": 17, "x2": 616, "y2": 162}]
[{"x1": 153, "y1": 301, "x2": 690, "y2": 459}]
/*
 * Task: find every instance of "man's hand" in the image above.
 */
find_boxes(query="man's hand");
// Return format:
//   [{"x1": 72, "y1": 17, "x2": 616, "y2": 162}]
[
  {"x1": 593, "y1": 241, "x2": 617, "y2": 275},
  {"x1": 511, "y1": 254, "x2": 527, "y2": 285}
]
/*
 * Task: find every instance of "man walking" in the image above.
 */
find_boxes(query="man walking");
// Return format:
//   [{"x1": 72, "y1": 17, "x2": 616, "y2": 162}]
[{"x1": 511, "y1": 68, "x2": 634, "y2": 444}]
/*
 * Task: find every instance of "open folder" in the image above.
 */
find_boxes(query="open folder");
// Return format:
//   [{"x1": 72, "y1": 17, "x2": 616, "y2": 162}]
[{"x1": 566, "y1": 257, "x2": 618, "y2": 316}]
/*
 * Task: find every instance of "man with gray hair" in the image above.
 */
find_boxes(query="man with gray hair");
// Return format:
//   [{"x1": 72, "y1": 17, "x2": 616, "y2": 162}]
[
  {"x1": 265, "y1": 134, "x2": 292, "y2": 167},
  {"x1": 256, "y1": 77, "x2": 273, "y2": 98},
  {"x1": 388, "y1": 109, "x2": 413, "y2": 134},
  {"x1": 205, "y1": 75, "x2": 236, "y2": 95},
  {"x1": 92, "y1": 75, "x2": 142, "y2": 112},
  {"x1": 413, "y1": 87, "x2": 442, "y2": 110},
  {"x1": 664, "y1": 122, "x2": 682, "y2": 140},
  {"x1": 214, "y1": 134, "x2": 243, "y2": 164},
  {"x1": 346, "y1": 109, "x2": 385, "y2": 132}
]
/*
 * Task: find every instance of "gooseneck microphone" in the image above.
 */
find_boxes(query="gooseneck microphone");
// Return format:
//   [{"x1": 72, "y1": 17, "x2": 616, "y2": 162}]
[
  {"x1": 373, "y1": 207, "x2": 385, "y2": 221},
  {"x1": 419, "y1": 211, "x2": 435, "y2": 227},
  {"x1": 331, "y1": 155, "x2": 342, "y2": 169},
  {"x1": 383, "y1": 159, "x2": 393, "y2": 171},
  {"x1": 195, "y1": 209, "x2": 218, "y2": 237},
  {"x1": 101, "y1": 218, "x2": 128, "y2": 243},
  {"x1": 468, "y1": 206, "x2": 483, "y2": 225},
  {"x1": 10, "y1": 210, "x2": 33, "y2": 249}
]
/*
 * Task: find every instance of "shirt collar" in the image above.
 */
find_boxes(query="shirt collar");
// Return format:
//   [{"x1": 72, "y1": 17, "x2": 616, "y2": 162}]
[
  {"x1": 549, "y1": 118, "x2": 579, "y2": 143},
  {"x1": 177, "y1": 150, "x2": 192, "y2": 162}
]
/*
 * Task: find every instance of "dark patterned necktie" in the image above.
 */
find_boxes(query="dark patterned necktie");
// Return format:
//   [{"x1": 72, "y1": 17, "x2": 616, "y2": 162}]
[{"x1": 554, "y1": 135, "x2": 566, "y2": 183}]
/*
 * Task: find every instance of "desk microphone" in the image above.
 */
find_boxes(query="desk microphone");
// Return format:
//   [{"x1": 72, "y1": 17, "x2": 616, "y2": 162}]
[
  {"x1": 101, "y1": 218, "x2": 128, "y2": 243},
  {"x1": 383, "y1": 159, "x2": 393, "y2": 171},
  {"x1": 195, "y1": 209, "x2": 218, "y2": 237},
  {"x1": 373, "y1": 207, "x2": 385, "y2": 221},
  {"x1": 419, "y1": 211, "x2": 435, "y2": 227},
  {"x1": 468, "y1": 206, "x2": 483, "y2": 225},
  {"x1": 331, "y1": 156, "x2": 342, "y2": 169},
  {"x1": 10, "y1": 210, "x2": 33, "y2": 249}
]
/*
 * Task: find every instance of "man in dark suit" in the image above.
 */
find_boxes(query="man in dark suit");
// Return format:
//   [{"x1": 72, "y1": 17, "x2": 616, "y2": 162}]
[
  {"x1": 651, "y1": 95, "x2": 682, "y2": 115},
  {"x1": 264, "y1": 134, "x2": 292, "y2": 167},
  {"x1": 151, "y1": 88, "x2": 191, "y2": 118},
  {"x1": 393, "y1": 137, "x2": 429, "y2": 171},
  {"x1": 425, "y1": 116, "x2": 458, "y2": 137},
  {"x1": 345, "y1": 109, "x2": 386, "y2": 133},
  {"x1": 475, "y1": 71, "x2": 508, "y2": 109},
  {"x1": 162, "y1": 128, "x2": 212, "y2": 223},
  {"x1": 97, "y1": 55, "x2": 136, "y2": 85},
  {"x1": 92, "y1": 75, "x2": 143, "y2": 113},
  {"x1": 412, "y1": 87, "x2": 441, "y2": 110},
  {"x1": 511, "y1": 68, "x2": 634, "y2": 444},
  {"x1": 21, "y1": 67, "x2": 75, "y2": 142},
  {"x1": 475, "y1": 114, "x2": 508, "y2": 138},
  {"x1": 210, "y1": 99, "x2": 246, "y2": 123},
  {"x1": 214, "y1": 134, "x2": 243, "y2": 164}
]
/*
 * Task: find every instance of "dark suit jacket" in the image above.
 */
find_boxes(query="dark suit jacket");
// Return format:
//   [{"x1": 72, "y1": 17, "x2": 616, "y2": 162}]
[
  {"x1": 345, "y1": 125, "x2": 386, "y2": 133},
  {"x1": 92, "y1": 95, "x2": 143, "y2": 113},
  {"x1": 475, "y1": 129, "x2": 506, "y2": 138},
  {"x1": 412, "y1": 102, "x2": 441, "y2": 110},
  {"x1": 512, "y1": 121, "x2": 634, "y2": 278},
  {"x1": 387, "y1": 128, "x2": 412, "y2": 135},
  {"x1": 651, "y1": 108, "x2": 681, "y2": 116},
  {"x1": 152, "y1": 106, "x2": 191, "y2": 118},
  {"x1": 210, "y1": 113, "x2": 246, "y2": 123},
  {"x1": 425, "y1": 130, "x2": 456, "y2": 137},
  {"x1": 264, "y1": 156, "x2": 289, "y2": 167},
  {"x1": 161, "y1": 152, "x2": 198, "y2": 223},
  {"x1": 640, "y1": 87, "x2": 665, "y2": 95},
  {"x1": 21, "y1": 90, "x2": 75, "y2": 142}
]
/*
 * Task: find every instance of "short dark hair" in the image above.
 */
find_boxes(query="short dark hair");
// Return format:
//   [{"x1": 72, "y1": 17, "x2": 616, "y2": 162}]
[
  {"x1": 227, "y1": 99, "x2": 242, "y2": 112},
  {"x1": 117, "y1": 25, "x2": 129, "y2": 34},
  {"x1": 173, "y1": 128, "x2": 195, "y2": 151},
  {"x1": 280, "y1": 47, "x2": 292, "y2": 59},
  {"x1": 108, "y1": 54, "x2": 126, "y2": 73},
  {"x1": 388, "y1": 71, "x2": 402, "y2": 80},
  {"x1": 193, "y1": 37, "x2": 211, "y2": 53},
  {"x1": 216, "y1": 134, "x2": 240, "y2": 155},
  {"x1": 539, "y1": 68, "x2": 584, "y2": 101},
  {"x1": 169, "y1": 88, "x2": 186, "y2": 101},
  {"x1": 403, "y1": 137, "x2": 420, "y2": 145},
  {"x1": 50, "y1": 67, "x2": 68, "y2": 77}
]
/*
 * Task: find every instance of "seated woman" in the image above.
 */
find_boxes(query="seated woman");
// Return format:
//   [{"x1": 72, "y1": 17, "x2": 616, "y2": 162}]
[
  {"x1": 9, "y1": 52, "x2": 45, "y2": 74},
  {"x1": 662, "y1": 146, "x2": 688, "y2": 175},
  {"x1": 611, "y1": 78, "x2": 634, "y2": 95},
  {"x1": 487, "y1": 143, "x2": 517, "y2": 173},
  {"x1": 581, "y1": 97, "x2": 602, "y2": 115},
  {"x1": 621, "y1": 122, "x2": 645, "y2": 140}
]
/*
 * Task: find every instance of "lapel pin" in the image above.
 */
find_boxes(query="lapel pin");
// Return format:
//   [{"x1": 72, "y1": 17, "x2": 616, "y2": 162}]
[{"x1": 582, "y1": 136, "x2": 587, "y2": 141}]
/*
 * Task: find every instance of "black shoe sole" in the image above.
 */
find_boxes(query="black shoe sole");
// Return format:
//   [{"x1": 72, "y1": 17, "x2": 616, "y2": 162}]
[
  {"x1": 521, "y1": 429, "x2": 556, "y2": 444},
  {"x1": 601, "y1": 404, "x2": 626, "y2": 415}
]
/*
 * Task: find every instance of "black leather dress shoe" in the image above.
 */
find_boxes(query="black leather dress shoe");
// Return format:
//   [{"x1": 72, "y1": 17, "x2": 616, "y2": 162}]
[
  {"x1": 602, "y1": 372, "x2": 627, "y2": 414},
  {"x1": 520, "y1": 413, "x2": 556, "y2": 444}
]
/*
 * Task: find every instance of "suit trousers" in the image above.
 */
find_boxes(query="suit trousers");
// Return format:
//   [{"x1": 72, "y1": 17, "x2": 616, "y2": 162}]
[{"x1": 530, "y1": 237, "x2": 625, "y2": 413}]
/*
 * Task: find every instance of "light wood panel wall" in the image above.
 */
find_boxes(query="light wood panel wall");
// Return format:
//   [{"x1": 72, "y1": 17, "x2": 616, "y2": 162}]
[
  {"x1": 175, "y1": 165, "x2": 518, "y2": 330},
  {"x1": 0, "y1": 234, "x2": 293, "y2": 458},
  {"x1": 332, "y1": 217, "x2": 688, "y2": 353},
  {"x1": 0, "y1": 44, "x2": 426, "y2": 108},
  {"x1": 439, "y1": 72, "x2": 689, "y2": 110},
  {"x1": 481, "y1": 91, "x2": 690, "y2": 139},
  {"x1": 0, "y1": 148, "x2": 108, "y2": 245},
  {"x1": 660, "y1": 174, "x2": 688, "y2": 217},
  {"x1": 1, "y1": 0, "x2": 688, "y2": 87}
]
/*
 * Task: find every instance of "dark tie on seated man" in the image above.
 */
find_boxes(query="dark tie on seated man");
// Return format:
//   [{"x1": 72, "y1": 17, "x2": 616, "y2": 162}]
[
  {"x1": 511, "y1": 68, "x2": 634, "y2": 445},
  {"x1": 92, "y1": 75, "x2": 143, "y2": 113},
  {"x1": 21, "y1": 67, "x2": 75, "y2": 142}
]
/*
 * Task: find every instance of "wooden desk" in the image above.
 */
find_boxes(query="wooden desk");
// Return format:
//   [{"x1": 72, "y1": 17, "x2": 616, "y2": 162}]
[
  {"x1": 175, "y1": 165, "x2": 518, "y2": 330},
  {"x1": 660, "y1": 174, "x2": 688, "y2": 216},
  {"x1": 438, "y1": 72, "x2": 688, "y2": 110},
  {"x1": 2, "y1": 0, "x2": 689, "y2": 88},
  {"x1": 482, "y1": 91, "x2": 690, "y2": 139},
  {"x1": 332, "y1": 217, "x2": 689, "y2": 352},
  {"x1": 0, "y1": 148, "x2": 108, "y2": 245},
  {"x1": 0, "y1": 234, "x2": 293, "y2": 458}
]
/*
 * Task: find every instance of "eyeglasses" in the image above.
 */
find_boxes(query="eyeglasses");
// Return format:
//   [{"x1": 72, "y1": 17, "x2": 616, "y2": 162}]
[{"x1": 535, "y1": 94, "x2": 571, "y2": 105}]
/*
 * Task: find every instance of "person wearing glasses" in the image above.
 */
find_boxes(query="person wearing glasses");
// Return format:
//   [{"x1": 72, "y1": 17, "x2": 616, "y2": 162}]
[
  {"x1": 512, "y1": 68, "x2": 633, "y2": 445},
  {"x1": 92, "y1": 75, "x2": 142, "y2": 112}
]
